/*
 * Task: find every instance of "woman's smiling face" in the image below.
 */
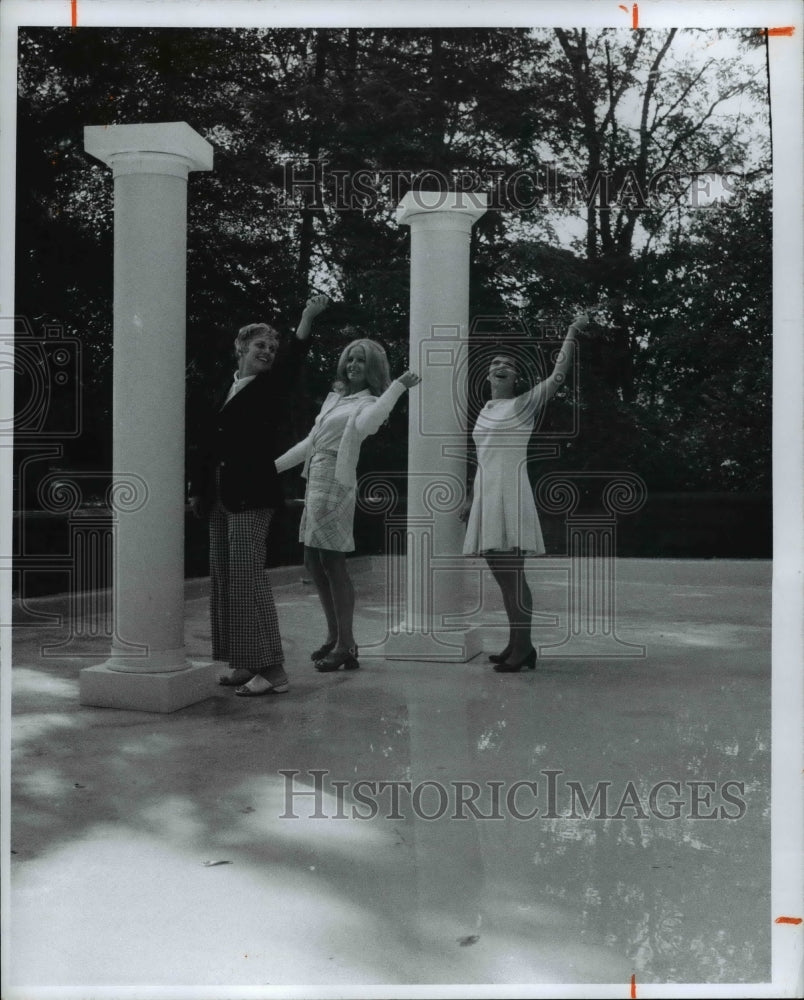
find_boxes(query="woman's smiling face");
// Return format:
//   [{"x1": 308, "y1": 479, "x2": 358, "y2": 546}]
[
  {"x1": 239, "y1": 333, "x2": 279, "y2": 376},
  {"x1": 488, "y1": 355, "x2": 519, "y2": 394},
  {"x1": 345, "y1": 344, "x2": 368, "y2": 391}
]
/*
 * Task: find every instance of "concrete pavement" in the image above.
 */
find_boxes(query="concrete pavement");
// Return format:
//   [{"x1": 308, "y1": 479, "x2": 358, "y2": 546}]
[{"x1": 8, "y1": 557, "x2": 773, "y2": 994}]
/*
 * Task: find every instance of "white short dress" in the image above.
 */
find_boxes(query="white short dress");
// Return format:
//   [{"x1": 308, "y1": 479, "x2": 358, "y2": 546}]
[{"x1": 462, "y1": 383, "x2": 548, "y2": 556}]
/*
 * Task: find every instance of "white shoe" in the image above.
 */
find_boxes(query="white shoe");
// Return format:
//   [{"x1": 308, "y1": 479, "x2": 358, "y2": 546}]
[{"x1": 234, "y1": 675, "x2": 289, "y2": 696}]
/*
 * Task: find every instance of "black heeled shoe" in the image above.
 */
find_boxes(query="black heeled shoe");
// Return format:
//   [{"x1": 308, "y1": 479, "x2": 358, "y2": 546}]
[
  {"x1": 493, "y1": 648, "x2": 536, "y2": 672},
  {"x1": 315, "y1": 645, "x2": 359, "y2": 672},
  {"x1": 489, "y1": 643, "x2": 512, "y2": 664},
  {"x1": 310, "y1": 640, "x2": 336, "y2": 661}
]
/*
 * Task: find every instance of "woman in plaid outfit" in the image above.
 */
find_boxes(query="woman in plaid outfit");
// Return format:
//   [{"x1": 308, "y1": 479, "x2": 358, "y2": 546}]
[{"x1": 274, "y1": 339, "x2": 420, "y2": 673}]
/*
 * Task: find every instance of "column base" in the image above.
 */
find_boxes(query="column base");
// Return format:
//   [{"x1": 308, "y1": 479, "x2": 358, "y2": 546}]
[
  {"x1": 79, "y1": 659, "x2": 219, "y2": 713},
  {"x1": 367, "y1": 624, "x2": 484, "y2": 662}
]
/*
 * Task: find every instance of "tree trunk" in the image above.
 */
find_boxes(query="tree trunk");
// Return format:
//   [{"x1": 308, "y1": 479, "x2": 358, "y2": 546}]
[{"x1": 295, "y1": 30, "x2": 328, "y2": 301}]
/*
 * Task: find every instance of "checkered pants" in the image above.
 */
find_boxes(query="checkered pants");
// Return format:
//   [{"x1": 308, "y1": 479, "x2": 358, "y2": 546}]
[{"x1": 209, "y1": 499, "x2": 284, "y2": 676}]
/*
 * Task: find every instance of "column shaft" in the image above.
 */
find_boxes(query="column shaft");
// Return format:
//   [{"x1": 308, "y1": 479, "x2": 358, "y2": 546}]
[
  {"x1": 389, "y1": 192, "x2": 487, "y2": 656},
  {"x1": 80, "y1": 122, "x2": 215, "y2": 710},
  {"x1": 111, "y1": 170, "x2": 188, "y2": 666}
]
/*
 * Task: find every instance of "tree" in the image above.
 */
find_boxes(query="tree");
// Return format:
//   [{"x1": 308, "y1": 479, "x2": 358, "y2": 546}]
[
  {"x1": 14, "y1": 26, "x2": 771, "y2": 511},
  {"x1": 635, "y1": 186, "x2": 771, "y2": 490}
]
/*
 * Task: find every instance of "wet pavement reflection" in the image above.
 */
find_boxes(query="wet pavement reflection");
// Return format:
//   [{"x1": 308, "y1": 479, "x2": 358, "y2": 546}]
[{"x1": 10, "y1": 559, "x2": 771, "y2": 987}]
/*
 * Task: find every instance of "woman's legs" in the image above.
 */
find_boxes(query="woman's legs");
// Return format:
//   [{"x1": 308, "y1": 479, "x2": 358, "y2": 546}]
[
  {"x1": 486, "y1": 553, "x2": 533, "y2": 661},
  {"x1": 318, "y1": 549, "x2": 357, "y2": 652},
  {"x1": 227, "y1": 508, "x2": 285, "y2": 680},
  {"x1": 485, "y1": 555, "x2": 515, "y2": 654},
  {"x1": 304, "y1": 546, "x2": 357, "y2": 653},
  {"x1": 304, "y1": 545, "x2": 338, "y2": 645},
  {"x1": 510, "y1": 554, "x2": 534, "y2": 658}
]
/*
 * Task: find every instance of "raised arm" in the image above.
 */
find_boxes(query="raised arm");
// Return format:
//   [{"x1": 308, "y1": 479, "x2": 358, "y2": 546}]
[
  {"x1": 294, "y1": 294, "x2": 330, "y2": 340},
  {"x1": 354, "y1": 370, "x2": 421, "y2": 438},
  {"x1": 272, "y1": 294, "x2": 330, "y2": 388},
  {"x1": 533, "y1": 313, "x2": 589, "y2": 405}
]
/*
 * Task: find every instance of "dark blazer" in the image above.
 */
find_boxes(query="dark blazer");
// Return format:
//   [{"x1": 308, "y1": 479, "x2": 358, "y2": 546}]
[{"x1": 189, "y1": 336, "x2": 310, "y2": 512}]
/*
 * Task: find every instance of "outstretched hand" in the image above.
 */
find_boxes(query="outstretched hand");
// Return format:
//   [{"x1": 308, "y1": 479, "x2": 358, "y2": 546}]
[
  {"x1": 570, "y1": 313, "x2": 590, "y2": 332},
  {"x1": 303, "y1": 294, "x2": 330, "y2": 319},
  {"x1": 398, "y1": 370, "x2": 421, "y2": 389}
]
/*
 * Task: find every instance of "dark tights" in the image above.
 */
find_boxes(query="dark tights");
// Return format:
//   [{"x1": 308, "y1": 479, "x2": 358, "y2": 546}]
[{"x1": 485, "y1": 552, "x2": 533, "y2": 660}]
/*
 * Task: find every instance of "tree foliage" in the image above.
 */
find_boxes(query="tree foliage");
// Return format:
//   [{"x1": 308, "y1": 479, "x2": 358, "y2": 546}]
[{"x1": 15, "y1": 26, "x2": 771, "y2": 495}]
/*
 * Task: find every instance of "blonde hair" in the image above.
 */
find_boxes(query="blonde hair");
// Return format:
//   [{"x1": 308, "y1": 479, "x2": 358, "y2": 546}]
[
  {"x1": 234, "y1": 322, "x2": 280, "y2": 357},
  {"x1": 335, "y1": 339, "x2": 391, "y2": 397}
]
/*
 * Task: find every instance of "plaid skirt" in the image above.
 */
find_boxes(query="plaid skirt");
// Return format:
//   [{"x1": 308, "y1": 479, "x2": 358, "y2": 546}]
[{"x1": 299, "y1": 451, "x2": 356, "y2": 551}]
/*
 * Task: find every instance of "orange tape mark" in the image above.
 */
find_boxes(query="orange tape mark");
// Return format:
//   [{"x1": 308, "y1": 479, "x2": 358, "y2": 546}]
[
  {"x1": 776, "y1": 916, "x2": 803, "y2": 925},
  {"x1": 765, "y1": 26, "x2": 795, "y2": 36},
  {"x1": 618, "y1": 4, "x2": 639, "y2": 28},
  {"x1": 71, "y1": 0, "x2": 77, "y2": 27},
  {"x1": 630, "y1": 973, "x2": 637, "y2": 998}
]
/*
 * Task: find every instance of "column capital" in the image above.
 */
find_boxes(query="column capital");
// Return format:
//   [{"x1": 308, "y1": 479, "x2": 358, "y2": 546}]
[
  {"x1": 396, "y1": 191, "x2": 488, "y2": 231},
  {"x1": 84, "y1": 122, "x2": 214, "y2": 178}
]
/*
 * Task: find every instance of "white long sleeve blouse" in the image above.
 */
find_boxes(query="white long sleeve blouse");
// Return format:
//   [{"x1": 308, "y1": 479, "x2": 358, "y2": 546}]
[{"x1": 275, "y1": 380, "x2": 408, "y2": 487}]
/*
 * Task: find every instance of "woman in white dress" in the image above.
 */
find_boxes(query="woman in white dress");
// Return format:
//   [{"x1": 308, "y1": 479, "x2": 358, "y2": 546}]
[
  {"x1": 460, "y1": 314, "x2": 590, "y2": 672},
  {"x1": 274, "y1": 339, "x2": 420, "y2": 674}
]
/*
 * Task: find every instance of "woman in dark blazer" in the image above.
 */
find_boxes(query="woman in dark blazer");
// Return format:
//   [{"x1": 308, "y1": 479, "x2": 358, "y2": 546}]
[{"x1": 189, "y1": 294, "x2": 329, "y2": 694}]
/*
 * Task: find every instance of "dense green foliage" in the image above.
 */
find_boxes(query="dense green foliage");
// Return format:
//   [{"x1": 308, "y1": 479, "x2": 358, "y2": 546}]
[{"x1": 15, "y1": 26, "x2": 771, "y2": 496}]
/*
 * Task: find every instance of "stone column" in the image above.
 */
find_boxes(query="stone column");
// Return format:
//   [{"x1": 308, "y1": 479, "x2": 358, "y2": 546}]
[
  {"x1": 79, "y1": 122, "x2": 216, "y2": 712},
  {"x1": 381, "y1": 191, "x2": 487, "y2": 660}
]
